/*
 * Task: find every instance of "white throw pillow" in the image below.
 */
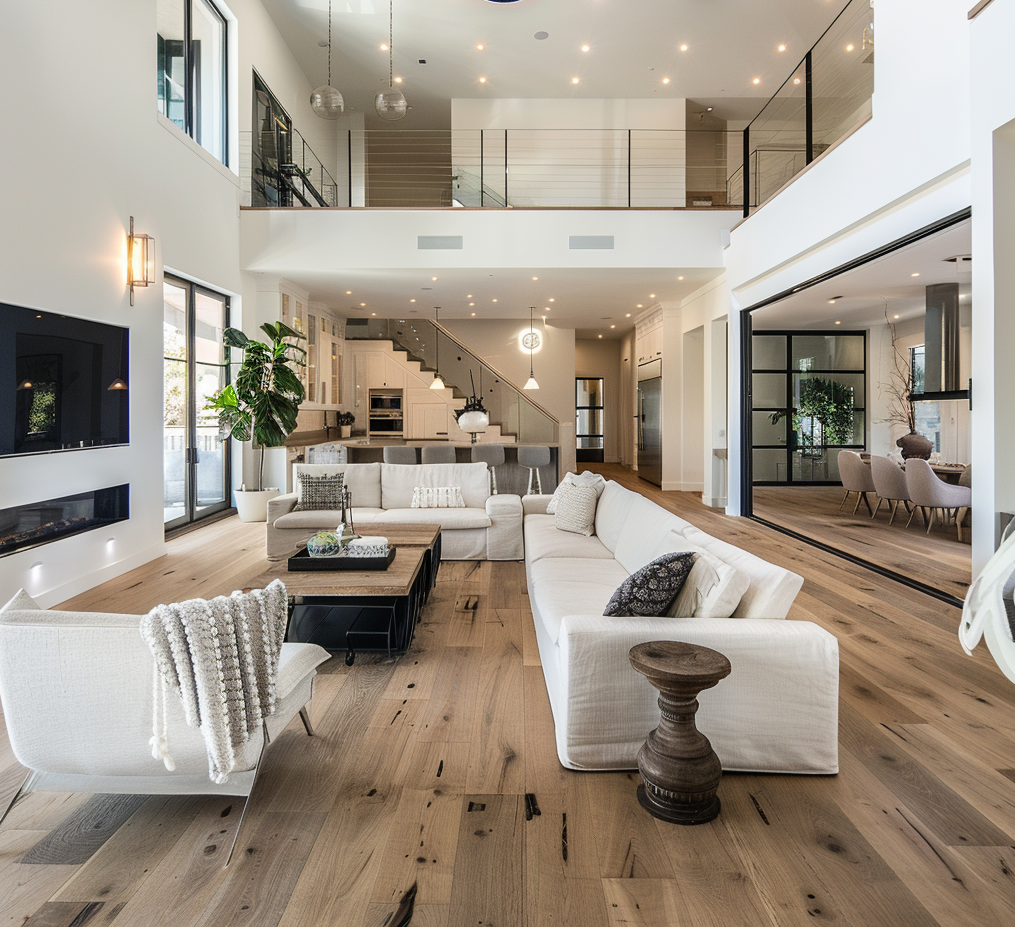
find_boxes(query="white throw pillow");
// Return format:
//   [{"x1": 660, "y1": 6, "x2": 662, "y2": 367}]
[
  {"x1": 411, "y1": 486, "x2": 466, "y2": 509},
  {"x1": 553, "y1": 482, "x2": 598, "y2": 537},
  {"x1": 546, "y1": 471, "x2": 607, "y2": 514},
  {"x1": 668, "y1": 551, "x2": 751, "y2": 619}
]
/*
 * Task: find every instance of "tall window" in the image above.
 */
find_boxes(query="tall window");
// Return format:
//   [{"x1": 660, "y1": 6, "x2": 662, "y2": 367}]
[
  {"x1": 157, "y1": 0, "x2": 227, "y2": 164},
  {"x1": 911, "y1": 345, "x2": 942, "y2": 452},
  {"x1": 751, "y1": 331, "x2": 866, "y2": 483},
  {"x1": 164, "y1": 276, "x2": 231, "y2": 529}
]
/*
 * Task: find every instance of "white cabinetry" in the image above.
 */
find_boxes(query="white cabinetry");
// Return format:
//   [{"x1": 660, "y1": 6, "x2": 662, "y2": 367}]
[{"x1": 635, "y1": 309, "x2": 664, "y2": 364}]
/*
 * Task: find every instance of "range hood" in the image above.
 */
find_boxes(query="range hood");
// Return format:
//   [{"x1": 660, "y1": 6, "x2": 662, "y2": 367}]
[{"x1": 912, "y1": 282, "x2": 970, "y2": 403}]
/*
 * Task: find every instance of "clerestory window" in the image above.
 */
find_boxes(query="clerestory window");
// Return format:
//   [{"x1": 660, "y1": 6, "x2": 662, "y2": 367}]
[{"x1": 157, "y1": 0, "x2": 227, "y2": 165}]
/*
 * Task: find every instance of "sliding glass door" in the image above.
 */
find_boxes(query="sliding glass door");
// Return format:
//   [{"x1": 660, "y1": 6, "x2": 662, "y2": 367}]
[{"x1": 164, "y1": 276, "x2": 230, "y2": 529}]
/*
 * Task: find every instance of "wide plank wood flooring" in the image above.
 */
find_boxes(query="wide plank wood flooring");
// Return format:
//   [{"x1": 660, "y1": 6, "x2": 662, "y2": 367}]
[
  {"x1": 753, "y1": 484, "x2": 971, "y2": 599},
  {"x1": 1, "y1": 464, "x2": 1011, "y2": 927}
]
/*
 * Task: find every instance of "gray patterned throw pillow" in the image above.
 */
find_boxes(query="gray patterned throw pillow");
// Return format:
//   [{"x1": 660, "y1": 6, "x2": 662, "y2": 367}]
[
  {"x1": 294, "y1": 473, "x2": 345, "y2": 511},
  {"x1": 604, "y1": 552, "x2": 699, "y2": 617}
]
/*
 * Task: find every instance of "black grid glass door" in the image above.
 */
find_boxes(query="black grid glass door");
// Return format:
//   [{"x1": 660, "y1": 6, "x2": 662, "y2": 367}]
[
  {"x1": 576, "y1": 377, "x2": 605, "y2": 463},
  {"x1": 751, "y1": 331, "x2": 866, "y2": 484}
]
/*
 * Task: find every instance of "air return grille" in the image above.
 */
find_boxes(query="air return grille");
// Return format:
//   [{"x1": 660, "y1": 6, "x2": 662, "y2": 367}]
[
  {"x1": 569, "y1": 235, "x2": 614, "y2": 250},
  {"x1": 417, "y1": 235, "x2": 463, "y2": 250}
]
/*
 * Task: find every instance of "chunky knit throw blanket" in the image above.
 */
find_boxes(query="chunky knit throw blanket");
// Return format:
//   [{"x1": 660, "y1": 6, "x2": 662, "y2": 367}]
[{"x1": 140, "y1": 579, "x2": 288, "y2": 784}]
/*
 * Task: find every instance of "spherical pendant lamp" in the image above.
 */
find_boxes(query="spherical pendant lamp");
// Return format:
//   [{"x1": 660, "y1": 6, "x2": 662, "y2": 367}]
[
  {"x1": 311, "y1": 1, "x2": 344, "y2": 120},
  {"x1": 375, "y1": 1, "x2": 407, "y2": 121}
]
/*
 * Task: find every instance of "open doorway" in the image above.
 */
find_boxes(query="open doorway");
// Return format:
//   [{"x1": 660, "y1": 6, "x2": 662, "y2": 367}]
[{"x1": 744, "y1": 215, "x2": 972, "y2": 602}]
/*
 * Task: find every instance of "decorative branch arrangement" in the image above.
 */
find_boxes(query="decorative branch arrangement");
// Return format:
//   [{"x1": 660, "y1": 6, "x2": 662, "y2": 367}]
[{"x1": 877, "y1": 303, "x2": 917, "y2": 434}]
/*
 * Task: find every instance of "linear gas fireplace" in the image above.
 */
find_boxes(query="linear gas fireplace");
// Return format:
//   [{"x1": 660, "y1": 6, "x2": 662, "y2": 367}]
[{"x1": 0, "y1": 485, "x2": 129, "y2": 557}]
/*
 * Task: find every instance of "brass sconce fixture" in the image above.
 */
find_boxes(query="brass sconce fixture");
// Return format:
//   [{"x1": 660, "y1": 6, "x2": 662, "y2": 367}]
[{"x1": 127, "y1": 216, "x2": 154, "y2": 306}]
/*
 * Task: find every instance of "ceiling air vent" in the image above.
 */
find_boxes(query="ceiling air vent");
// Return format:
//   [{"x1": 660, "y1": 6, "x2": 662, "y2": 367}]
[
  {"x1": 417, "y1": 235, "x2": 463, "y2": 250},
  {"x1": 569, "y1": 235, "x2": 615, "y2": 250}
]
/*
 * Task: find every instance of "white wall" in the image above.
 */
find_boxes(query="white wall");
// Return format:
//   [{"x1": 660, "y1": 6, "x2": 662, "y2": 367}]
[
  {"x1": 970, "y1": 0, "x2": 1015, "y2": 571},
  {"x1": 0, "y1": 0, "x2": 333, "y2": 606},
  {"x1": 451, "y1": 99, "x2": 687, "y2": 207}
]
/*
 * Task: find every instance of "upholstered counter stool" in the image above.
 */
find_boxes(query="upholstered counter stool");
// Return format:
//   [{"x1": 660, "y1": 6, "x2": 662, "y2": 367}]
[
  {"x1": 629, "y1": 640, "x2": 732, "y2": 825},
  {"x1": 383, "y1": 446, "x2": 417, "y2": 464},
  {"x1": 471, "y1": 444, "x2": 505, "y2": 494},
  {"x1": 518, "y1": 445, "x2": 550, "y2": 495},
  {"x1": 421, "y1": 445, "x2": 457, "y2": 465}
]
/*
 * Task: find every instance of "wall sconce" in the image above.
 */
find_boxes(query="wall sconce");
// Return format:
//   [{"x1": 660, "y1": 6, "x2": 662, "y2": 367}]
[{"x1": 127, "y1": 216, "x2": 154, "y2": 306}]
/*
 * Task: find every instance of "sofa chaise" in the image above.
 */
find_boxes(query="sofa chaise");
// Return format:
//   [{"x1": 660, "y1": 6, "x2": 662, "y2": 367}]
[
  {"x1": 267, "y1": 461, "x2": 524, "y2": 561},
  {"x1": 523, "y1": 480, "x2": 839, "y2": 774}
]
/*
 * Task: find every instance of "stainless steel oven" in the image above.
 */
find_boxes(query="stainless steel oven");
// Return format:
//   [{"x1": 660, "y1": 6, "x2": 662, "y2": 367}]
[
  {"x1": 369, "y1": 390, "x2": 403, "y2": 412},
  {"x1": 368, "y1": 391, "x2": 404, "y2": 435}
]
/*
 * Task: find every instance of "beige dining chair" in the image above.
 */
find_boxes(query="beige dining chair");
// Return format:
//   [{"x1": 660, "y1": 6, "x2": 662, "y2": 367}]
[
  {"x1": 837, "y1": 450, "x2": 877, "y2": 516},
  {"x1": 870, "y1": 455, "x2": 912, "y2": 524},
  {"x1": 905, "y1": 457, "x2": 972, "y2": 541}
]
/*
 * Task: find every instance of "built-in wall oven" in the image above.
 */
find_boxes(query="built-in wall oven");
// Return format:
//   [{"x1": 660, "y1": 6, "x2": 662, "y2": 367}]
[{"x1": 368, "y1": 390, "x2": 404, "y2": 435}]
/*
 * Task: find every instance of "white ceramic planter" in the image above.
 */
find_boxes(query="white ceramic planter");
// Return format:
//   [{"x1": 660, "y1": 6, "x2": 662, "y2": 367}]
[{"x1": 234, "y1": 488, "x2": 279, "y2": 523}]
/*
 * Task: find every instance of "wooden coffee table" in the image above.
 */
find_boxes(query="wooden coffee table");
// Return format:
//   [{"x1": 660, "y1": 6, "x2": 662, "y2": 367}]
[{"x1": 245, "y1": 525, "x2": 442, "y2": 664}]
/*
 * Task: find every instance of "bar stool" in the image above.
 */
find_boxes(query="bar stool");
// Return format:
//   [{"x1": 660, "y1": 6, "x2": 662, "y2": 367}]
[
  {"x1": 518, "y1": 445, "x2": 550, "y2": 495},
  {"x1": 383, "y1": 446, "x2": 417, "y2": 464},
  {"x1": 471, "y1": 444, "x2": 505, "y2": 494},
  {"x1": 421, "y1": 446, "x2": 457, "y2": 465}
]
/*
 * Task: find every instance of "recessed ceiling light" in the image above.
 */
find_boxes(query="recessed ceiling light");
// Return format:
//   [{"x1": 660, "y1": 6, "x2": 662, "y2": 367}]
[
  {"x1": 581, "y1": 44, "x2": 590, "y2": 52},
  {"x1": 432, "y1": 276, "x2": 438, "y2": 281},
  {"x1": 492, "y1": 298, "x2": 498, "y2": 302},
  {"x1": 778, "y1": 44, "x2": 786, "y2": 52},
  {"x1": 610, "y1": 324, "x2": 616, "y2": 329},
  {"x1": 469, "y1": 302, "x2": 475, "y2": 306},
  {"x1": 911, "y1": 272, "x2": 920, "y2": 277},
  {"x1": 626, "y1": 313, "x2": 631, "y2": 317},
  {"x1": 662, "y1": 78, "x2": 670, "y2": 84},
  {"x1": 548, "y1": 297, "x2": 554, "y2": 302},
  {"x1": 835, "y1": 320, "x2": 842, "y2": 325},
  {"x1": 677, "y1": 276, "x2": 684, "y2": 280},
  {"x1": 649, "y1": 293, "x2": 656, "y2": 298},
  {"x1": 545, "y1": 306, "x2": 551, "y2": 310},
  {"x1": 360, "y1": 303, "x2": 366, "y2": 307},
  {"x1": 598, "y1": 334, "x2": 603, "y2": 338},
  {"x1": 532, "y1": 276, "x2": 539, "y2": 280},
  {"x1": 572, "y1": 77, "x2": 580, "y2": 84},
  {"x1": 479, "y1": 76, "x2": 487, "y2": 83},
  {"x1": 472, "y1": 312, "x2": 476, "y2": 316},
  {"x1": 752, "y1": 78, "x2": 761, "y2": 85},
  {"x1": 346, "y1": 290, "x2": 352, "y2": 294},
  {"x1": 828, "y1": 299, "x2": 837, "y2": 304},
  {"x1": 394, "y1": 76, "x2": 403, "y2": 83},
  {"x1": 467, "y1": 294, "x2": 473, "y2": 298},
  {"x1": 680, "y1": 44, "x2": 688, "y2": 52},
  {"x1": 794, "y1": 78, "x2": 801, "y2": 85},
  {"x1": 846, "y1": 43, "x2": 854, "y2": 52},
  {"x1": 410, "y1": 298, "x2": 416, "y2": 302},
  {"x1": 636, "y1": 303, "x2": 643, "y2": 308},
  {"x1": 894, "y1": 314, "x2": 900, "y2": 319},
  {"x1": 372, "y1": 312, "x2": 376, "y2": 316},
  {"x1": 476, "y1": 43, "x2": 485, "y2": 50}
]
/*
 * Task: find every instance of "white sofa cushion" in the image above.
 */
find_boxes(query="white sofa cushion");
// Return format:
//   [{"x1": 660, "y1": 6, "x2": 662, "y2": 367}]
[
  {"x1": 594, "y1": 481, "x2": 634, "y2": 553},
  {"x1": 669, "y1": 548, "x2": 751, "y2": 619},
  {"x1": 613, "y1": 494, "x2": 691, "y2": 574},
  {"x1": 273, "y1": 507, "x2": 384, "y2": 529},
  {"x1": 373, "y1": 507, "x2": 492, "y2": 529},
  {"x1": 528, "y1": 558, "x2": 628, "y2": 643},
  {"x1": 381, "y1": 462, "x2": 490, "y2": 509},
  {"x1": 524, "y1": 514, "x2": 613, "y2": 563},
  {"x1": 293, "y1": 463, "x2": 381, "y2": 509}
]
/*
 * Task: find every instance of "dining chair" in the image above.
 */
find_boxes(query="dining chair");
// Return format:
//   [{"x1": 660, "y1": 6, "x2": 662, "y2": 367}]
[
  {"x1": 870, "y1": 455, "x2": 912, "y2": 524},
  {"x1": 837, "y1": 450, "x2": 877, "y2": 516},
  {"x1": 904, "y1": 457, "x2": 972, "y2": 541}
]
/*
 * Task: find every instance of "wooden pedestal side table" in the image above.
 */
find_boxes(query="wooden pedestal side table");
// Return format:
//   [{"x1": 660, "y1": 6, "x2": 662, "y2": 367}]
[{"x1": 629, "y1": 641, "x2": 732, "y2": 825}]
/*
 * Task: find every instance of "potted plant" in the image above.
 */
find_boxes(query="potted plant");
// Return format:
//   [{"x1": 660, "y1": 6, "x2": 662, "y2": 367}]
[
  {"x1": 206, "y1": 321, "x2": 306, "y2": 522},
  {"x1": 768, "y1": 377, "x2": 856, "y2": 464},
  {"x1": 337, "y1": 411, "x2": 355, "y2": 439}
]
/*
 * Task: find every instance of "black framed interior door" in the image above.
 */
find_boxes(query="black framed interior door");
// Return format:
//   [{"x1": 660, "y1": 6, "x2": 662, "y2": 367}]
[{"x1": 163, "y1": 275, "x2": 231, "y2": 530}]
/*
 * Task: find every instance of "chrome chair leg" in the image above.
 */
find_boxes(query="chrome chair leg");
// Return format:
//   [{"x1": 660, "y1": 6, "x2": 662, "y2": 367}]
[{"x1": 225, "y1": 720, "x2": 270, "y2": 867}]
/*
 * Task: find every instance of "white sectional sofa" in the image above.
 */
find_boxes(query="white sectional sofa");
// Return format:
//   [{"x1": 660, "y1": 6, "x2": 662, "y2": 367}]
[
  {"x1": 523, "y1": 480, "x2": 839, "y2": 774},
  {"x1": 267, "y1": 462, "x2": 523, "y2": 561}
]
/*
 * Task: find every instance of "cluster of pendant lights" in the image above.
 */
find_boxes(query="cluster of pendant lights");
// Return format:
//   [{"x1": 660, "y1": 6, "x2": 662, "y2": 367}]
[
  {"x1": 427, "y1": 306, "x2": 539, "y2": 392},
  {"x1": 310, "y1": 1, "x2": 407, "y2": 122}
]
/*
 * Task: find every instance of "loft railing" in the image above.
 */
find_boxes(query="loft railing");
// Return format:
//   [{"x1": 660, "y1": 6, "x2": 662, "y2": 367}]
[
  {"x1": 241, "y1": 124, "x2": 338, "y2": 208},
  {"x1": 243, "y1": 128, "x2": 744, "y2": 210},
  {"x1": 738, "y1": 0, "x2": 874, "y2": 215},
  {"x1": 344, "y1": 317, "x2": 559, "y2": 445}
]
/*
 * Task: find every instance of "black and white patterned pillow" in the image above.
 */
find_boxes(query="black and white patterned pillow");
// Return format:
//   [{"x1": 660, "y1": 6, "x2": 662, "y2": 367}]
[
  {"x1": 294, "y1": 473, "x2": 345, "y2": 511},
  {"x1": 604, "y1": 552, "x2": 699, "y2": 617}
]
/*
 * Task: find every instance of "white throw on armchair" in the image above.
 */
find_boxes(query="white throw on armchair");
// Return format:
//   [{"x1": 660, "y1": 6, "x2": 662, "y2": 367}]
[{"x1": 0, "y1": 589, "x2": 330, "y2": 862}]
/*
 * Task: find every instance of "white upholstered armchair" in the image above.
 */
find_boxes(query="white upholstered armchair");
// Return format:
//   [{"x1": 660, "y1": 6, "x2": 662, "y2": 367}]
[{"x1": 0, "y1": 589, "x2": 329, "y2": 862}]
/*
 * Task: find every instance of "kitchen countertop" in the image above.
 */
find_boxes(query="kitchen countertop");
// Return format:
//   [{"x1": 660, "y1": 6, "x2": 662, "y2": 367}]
[{"x1": 288, "y1": 432, "x2": 559, "y2": 449}]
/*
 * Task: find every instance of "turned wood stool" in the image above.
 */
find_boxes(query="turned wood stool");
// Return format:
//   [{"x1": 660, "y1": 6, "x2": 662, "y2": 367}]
[{"x1": 629, "y1": 641, "x2": 732, "y2": 825}]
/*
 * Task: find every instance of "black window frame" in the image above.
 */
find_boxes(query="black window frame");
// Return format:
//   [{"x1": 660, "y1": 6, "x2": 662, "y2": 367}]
[{"x1": 157, "y1": 0, "x2": 229, "y2": 165}]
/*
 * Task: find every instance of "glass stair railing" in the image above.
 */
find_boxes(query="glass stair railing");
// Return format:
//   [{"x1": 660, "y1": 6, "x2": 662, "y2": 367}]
[
  {"x1": 451, "y1": 168, "x2": 507, "y2": 208},
  {"x1": 345, "y1": 318, "x2": 559, "y2": 445}
]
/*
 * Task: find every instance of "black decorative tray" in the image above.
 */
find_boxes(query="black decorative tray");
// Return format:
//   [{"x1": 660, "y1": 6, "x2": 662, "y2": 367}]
[{"x1": 287, "y1": 547, "x2": 396, "y2": 572}]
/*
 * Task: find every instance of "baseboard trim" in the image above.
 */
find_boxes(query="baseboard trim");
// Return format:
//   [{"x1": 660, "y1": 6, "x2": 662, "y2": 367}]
[
  {"x1": 41, "y1": 541, "x2": 168, "y2": 609},
  {"x1": 661, "y1": 481, "x2": 705, "y2": 493}
]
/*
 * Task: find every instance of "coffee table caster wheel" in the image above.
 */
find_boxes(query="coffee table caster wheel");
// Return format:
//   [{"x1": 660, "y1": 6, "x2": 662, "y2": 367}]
[{"x1": 345, "y1": 651, "x2": 355, "y2": 666}]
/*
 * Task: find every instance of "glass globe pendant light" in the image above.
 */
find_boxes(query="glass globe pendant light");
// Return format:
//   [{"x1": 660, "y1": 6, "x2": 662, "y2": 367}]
[
  {"x1": 429, "y1": 307, "x2": 445, "y2": 390},
  {"x1": 310, "y1": 1, "x2": 344, "y2": 119},
  {"x1": 375, "y1": 0, "x2": 407, "y2": 121},
  {"x1": 523, "y1": 306, "x2": 540, "y2": 390}
]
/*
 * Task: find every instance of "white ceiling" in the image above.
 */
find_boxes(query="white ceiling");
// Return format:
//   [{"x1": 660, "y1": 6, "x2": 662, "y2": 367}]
[
  {"x1": 751, "y1": 219, "x2": 973, "y2": 330},
  {"x1": 259, "y1": 0, "x2": 851, "y2": 128},
  {"x1": 294, "y1": 265, "x2": 722, "y2": 338}
]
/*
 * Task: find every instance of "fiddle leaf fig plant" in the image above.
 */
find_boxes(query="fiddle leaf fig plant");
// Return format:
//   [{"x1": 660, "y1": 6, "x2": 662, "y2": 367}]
[{"x1": 205, "y1": 321, "x2": 306, "y2": 491}]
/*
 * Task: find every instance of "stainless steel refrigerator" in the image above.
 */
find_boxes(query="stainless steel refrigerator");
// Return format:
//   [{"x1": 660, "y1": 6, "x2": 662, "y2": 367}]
[{"x1": 637, "y1": 372, "x2": 662, "y2": 486}]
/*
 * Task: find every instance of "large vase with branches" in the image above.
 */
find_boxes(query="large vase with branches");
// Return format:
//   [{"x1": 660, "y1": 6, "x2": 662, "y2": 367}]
[{"x1": 205, "y1": 322, "x2": 306, "y2": 521}]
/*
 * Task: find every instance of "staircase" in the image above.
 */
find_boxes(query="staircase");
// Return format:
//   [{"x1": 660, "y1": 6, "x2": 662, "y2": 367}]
[{"x1": 344, "y1": 318, "x2": 559, "y2": 445}]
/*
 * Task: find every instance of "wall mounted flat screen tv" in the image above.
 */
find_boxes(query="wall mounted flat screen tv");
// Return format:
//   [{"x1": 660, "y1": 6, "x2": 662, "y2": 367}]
[{"x1": 0, "y1": 303, "x2": 129, "y2": 457}]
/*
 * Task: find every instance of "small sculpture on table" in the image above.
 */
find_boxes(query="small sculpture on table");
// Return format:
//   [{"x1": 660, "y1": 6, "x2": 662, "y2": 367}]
[{"x1": 339, "y1": 485, "x2": 360, "y2": 546}]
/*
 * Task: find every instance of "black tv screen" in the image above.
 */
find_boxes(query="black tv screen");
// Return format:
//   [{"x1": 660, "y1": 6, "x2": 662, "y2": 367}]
[{"x1": 0, "y1": 303, "x2": 129, "y2": 457}]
